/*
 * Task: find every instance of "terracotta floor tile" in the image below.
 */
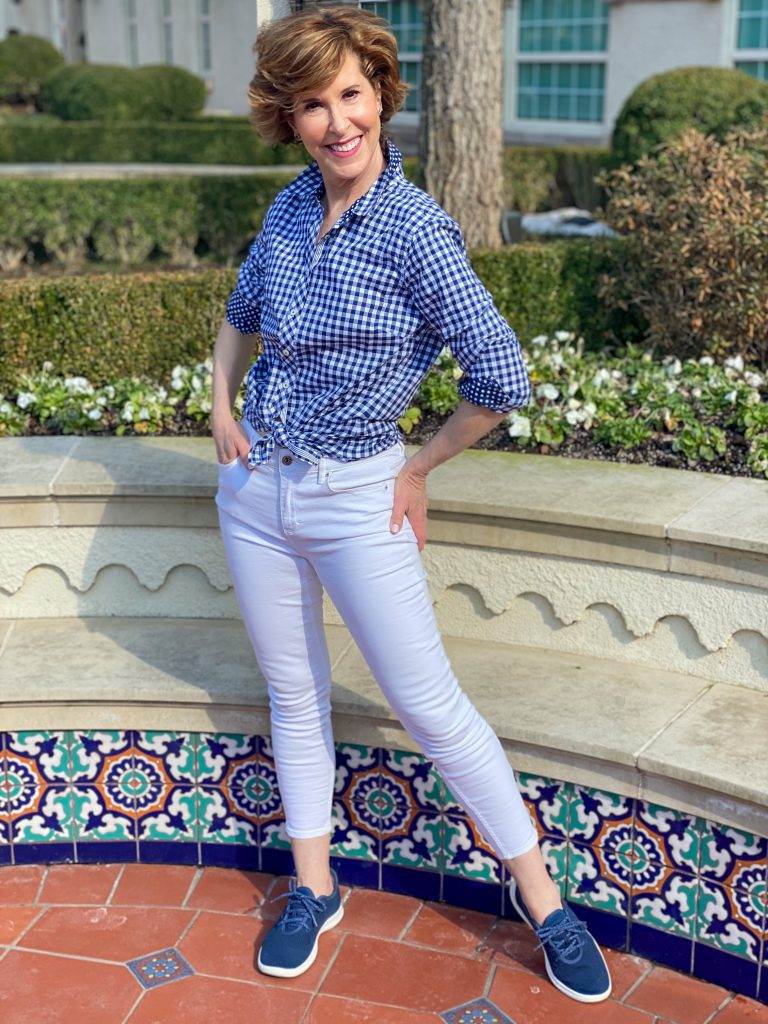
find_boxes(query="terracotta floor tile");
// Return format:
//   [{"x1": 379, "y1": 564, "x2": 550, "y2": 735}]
[
  {"x1": 403, "y1": 901, "x2": 496, "y2": 955},
  {"x1": 0, "y1": 948, "x2": 139, "y2": 1024},
  {"x1": 305, "y1": 993, "x2": 441, "y2": 1023},
  {"x1": 125, "y1": 973, "x2": 311, "y2": 1024},
  {"x1": 186, "y1": 867, "x2": 276, "y2": 914},
  {"x1": 601, "y1": 949, "x2": 653, "y2": 1001},
  {"x1": 111, "y1": 864, "x2": 198, "y2": 907},
  {"x1": 0, "y1": 905, "x2": 42, "y2": 945},
  {"x1": 319, "y1": 932, "x2": 491, "y2": 1012},
  {"x1": 38, "y1": 864, "x2": 122, "y2": 905},
  {"x1": 490, "y1": 962, "x2": 655, "y2": 1023},
  {"x1": 19, "y1": 905, "x2": 194, "y2": 961},
  {"x1": 480, "y1": 917, "x2": 545, "y2": 973},
  {"x1": 338, "y1": 888, "x2": 421, "y2": 939},
  {"x1": 0, "y1": 865, "x2": 44, "y2": 905},
  {"x1": 177, "y1": 909, "x2": 343, "y2": 991},
  {"x1": 626, "y1": 964, "x2": 731, "y2": 1022},
  {"x1": 711, "y1": 995, "x2": 768, "y2": 1022}
]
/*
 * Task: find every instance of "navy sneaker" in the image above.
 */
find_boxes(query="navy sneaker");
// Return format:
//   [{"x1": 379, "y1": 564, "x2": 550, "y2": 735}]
[
  {"x1": 257, "y1": 868, "x2": 344, "y2": 978},
  {"x1": 508, "y1": 876, "x2": 612, "y2": 1002}
]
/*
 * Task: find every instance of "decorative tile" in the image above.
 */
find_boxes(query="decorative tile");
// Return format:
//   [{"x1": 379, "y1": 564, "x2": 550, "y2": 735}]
[
  {"x1": 331, "y1": 798, "x2": 379, "y2": 861},
  {"x1": 696, "y1": 878, "x2": 764, "y2": 961},
  {"x1": 442, "y1": 813, "x2": 502, "y2": 884},
  {"x1": 195, "y1": 785, "x2": 255, "y2": 846},
  {"x1": 381, "y1": 808, "x2": 443, "y2": 871},
  {"x1": 193, "y1": 732, "x2": 257, "y2": 787},
  {"x1": 137, "y1": 783, "x2": 200, "y2": 844},
  {"x1": 693, "y1": 941, "x2": 760, "y2": 1001},
  {"x1": 568, "y1": 785, "x2": 634, "y2": 847},
  {"x1": 0, "y1": 733, "x2": 9, "y2": 848},
  {"x1": 127, "y1": 947, "x2": 196, "y2": 989},
  {"x1": 515, "y1": 772, "x2": 572, "y2": 838},
  {"x1": 71, "y1": 783, "x2": 136, "y2": 843},
  {"x1": 633, "y1": 801, "x2": 703, "y2": 875},
  {"x1": 66, "y1": 730, "x2": 134, "y2": 784},
  {"x1": 334, "y1": 742, "x2": 380, "y2": 803},
  {"x1": 567, "y1": 839, "x2": 630, "y2": 916},
  {"x1": 380, "y1": 748, "x2": 444, "y2": 811},
  {"x1": 698, "y1": 820, "x2": 768, "y2": 889},
  {"x1": 6, "y1": 730, "x2": 70, "y2": 783},
  {"x1": 630, "y1": 861, "x2": 699, "y2": 938},
  {"x1": 8, "y1": 782, "x2": 77, "y2": 844},
  {"x1": 256, "y1": 736, "x2": 284, "y2": 842},
  {"x1": 441, "y1": 996, "x2": 515, "y2": 1023}
]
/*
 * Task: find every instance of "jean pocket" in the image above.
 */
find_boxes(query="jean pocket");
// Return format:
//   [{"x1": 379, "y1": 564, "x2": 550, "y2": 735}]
[
  {"x1": 217, "y1": 456, "x2": 240, "y2": 469},
  {"x1": 324, "y1": 444, "x2": 406, "y2": 493}
]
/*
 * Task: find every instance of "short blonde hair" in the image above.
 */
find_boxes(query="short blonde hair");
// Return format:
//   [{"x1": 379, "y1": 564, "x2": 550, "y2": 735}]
[{"x1": 246, "y1": 3, "x2": 410, "y2": 155}]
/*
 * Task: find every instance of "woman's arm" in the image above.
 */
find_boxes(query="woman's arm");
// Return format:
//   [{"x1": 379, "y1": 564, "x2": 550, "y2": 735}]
[
  {"x1": 211, "y1": 317, "x2": 259, "y2": 464},
  {"x1": 404, "y1": 399, "x2": 507, "y2": 480}
]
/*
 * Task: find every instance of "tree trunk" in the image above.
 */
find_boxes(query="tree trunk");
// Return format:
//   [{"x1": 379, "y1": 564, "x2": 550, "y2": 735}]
[{"x1": 419, "y1": 0, "x2": 504, "y2": 250}]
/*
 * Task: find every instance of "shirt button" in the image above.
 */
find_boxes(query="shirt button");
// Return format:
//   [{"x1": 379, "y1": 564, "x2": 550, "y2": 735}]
[{"x1": 282, "y1": 455, "x2": 293, "y2": 465}]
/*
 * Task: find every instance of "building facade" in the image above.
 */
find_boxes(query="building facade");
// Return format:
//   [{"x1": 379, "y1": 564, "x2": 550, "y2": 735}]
[{"x1": 1, "y1": 0, "x2": 766, "y2": 145}]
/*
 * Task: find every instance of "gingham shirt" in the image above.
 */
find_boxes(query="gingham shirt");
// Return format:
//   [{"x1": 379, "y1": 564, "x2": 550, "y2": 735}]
[{"x1": 225, "y1": 138, "x2": 531, "y2": 468}]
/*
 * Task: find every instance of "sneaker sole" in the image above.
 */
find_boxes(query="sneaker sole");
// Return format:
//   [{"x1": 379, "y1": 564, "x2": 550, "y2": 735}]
[
  {"x1": 507, "y1": 877, "x2": 612, "y2": 1003},
  {"x1": 256, "y1": 901, "x2": 344, "y2": 978}
]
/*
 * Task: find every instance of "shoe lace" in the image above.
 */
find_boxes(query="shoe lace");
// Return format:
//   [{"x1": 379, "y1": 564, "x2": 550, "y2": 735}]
[
  {"x1": 533, "y1": 912, "x2": 589, "y2": 964},
  {"x1": 268, "y1": 883, "x2": 326, "y2": 934}
]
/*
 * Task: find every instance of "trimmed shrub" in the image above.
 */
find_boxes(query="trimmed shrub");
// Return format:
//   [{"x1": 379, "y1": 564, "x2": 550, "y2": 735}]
[
  {"x1": 611, "y1": 66, "x2": 768, "y2": 166},
  {"x1": 0, "y1": 32, "x2": 65, "y2": 105},
  {"x1": 38, "y1": 63, "x2": 147, "y2": 121},
  {"x1": 596, "y1": 117, "x2": 768, "y2": 367},
  {"x1": 133, "y1": 64, "x2": 207, "y2": 121},
  {"x1": 0, "y1": 238, "x2": 637, "y2": 390}
]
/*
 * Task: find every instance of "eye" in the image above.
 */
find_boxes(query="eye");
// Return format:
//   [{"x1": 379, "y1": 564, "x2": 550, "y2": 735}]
[{"x1": 304, "y1": 89, "x2": 360, "y2": 110}]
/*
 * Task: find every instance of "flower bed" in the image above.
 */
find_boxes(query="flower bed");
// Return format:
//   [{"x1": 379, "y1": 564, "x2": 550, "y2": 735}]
[{"x1": 2, "y1": 333, "x2": 766, "y2": 479}]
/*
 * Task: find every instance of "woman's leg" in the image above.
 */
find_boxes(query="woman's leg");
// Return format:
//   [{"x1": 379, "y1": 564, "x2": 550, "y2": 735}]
[
  {"x1": 307, "y1": 515, "x2": 558, "y2": 910},
  {"x1": 217, "y1": 503, "x2": 335, "y2": 894}
]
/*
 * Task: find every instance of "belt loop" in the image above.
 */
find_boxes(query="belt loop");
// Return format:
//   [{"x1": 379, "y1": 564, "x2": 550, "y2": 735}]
[{"x1": 316, "y1": 454, "x2": 325, "y2": 484}]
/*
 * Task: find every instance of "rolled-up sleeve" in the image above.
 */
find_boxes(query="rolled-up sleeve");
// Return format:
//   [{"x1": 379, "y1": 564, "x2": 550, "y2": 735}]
[
  {"x1": 225, "y1": 229, "x2": 266, "y2": 335},
  {"x1": 403, "y1": 215, "x2": 531, "y2": 413}
]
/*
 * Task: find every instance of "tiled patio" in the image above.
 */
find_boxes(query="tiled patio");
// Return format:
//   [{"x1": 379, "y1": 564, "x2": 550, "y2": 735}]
[{"x1": 0, "y1": 864, "x2": 765, "y2": 1024}]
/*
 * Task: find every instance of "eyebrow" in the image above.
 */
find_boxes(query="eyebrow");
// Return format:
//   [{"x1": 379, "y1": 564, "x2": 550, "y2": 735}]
[{"x1": 300, "y1": 82, "x2": 363, "y2": 102}]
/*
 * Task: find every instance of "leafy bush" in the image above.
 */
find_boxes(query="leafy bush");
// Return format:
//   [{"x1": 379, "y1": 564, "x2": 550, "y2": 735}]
[
  {"x1": 0, "y1": 33, "x2": 65, "y2": 105},
  {"x1": 595, "y1": 118, "x2": 768, "y2": 368},
  {"x1": 611, "y1": 66, "x2": 768, "y2": 166},
  {"x1": 38, "y1": 62, "x2": 207, "y2": 121},
  {"x1": 39, "y1": 63, "x2": 147, "y2": 121}
]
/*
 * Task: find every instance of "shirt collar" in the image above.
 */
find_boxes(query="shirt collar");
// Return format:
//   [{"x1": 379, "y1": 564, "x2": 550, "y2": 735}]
[{"x1": 287, "y1": 137, "x2": 404, "y2": 219}]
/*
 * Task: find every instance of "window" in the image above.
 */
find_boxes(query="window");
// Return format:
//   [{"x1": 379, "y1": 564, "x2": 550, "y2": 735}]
[
  {"x1": 359, "y1": 0, "x2": 423, "y2": 112},
  {"x1": 162, "y1": 0, "x2": 174, "y2": 64},
  {"x1": 735, "y1": 0, "x2": 768, "y2": 80},
  {"x1": 516, "y1": 0, "x2": 608, "y2": 122},
  {"x1": 199, "y1": 0, "x2": 212, "y2": 74},
  {"x1": 125, "y1": 0, "x2": 139, "y2": 66}
]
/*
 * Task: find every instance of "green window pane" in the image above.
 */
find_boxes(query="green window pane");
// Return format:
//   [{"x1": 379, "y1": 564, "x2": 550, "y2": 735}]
[
  {"x1": 518, "y1": 92, "x2": 534, "y2": 118},
  {"x1": 539, "y1": 93, "x2": 553, "y2": 118}
]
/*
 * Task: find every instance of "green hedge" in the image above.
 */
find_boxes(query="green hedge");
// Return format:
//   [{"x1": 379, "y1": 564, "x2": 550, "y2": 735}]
[
  {"x1": 0, "y1": 33, "x2": 65, "y2": 105},
  {"x1": 0, "y1": 238, "x2": 640, "y2": 391}
]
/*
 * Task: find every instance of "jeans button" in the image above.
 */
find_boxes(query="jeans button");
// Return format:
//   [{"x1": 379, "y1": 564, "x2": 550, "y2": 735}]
[{"x1": 282, "y1": 455, "x2": 293, "y2": 465}]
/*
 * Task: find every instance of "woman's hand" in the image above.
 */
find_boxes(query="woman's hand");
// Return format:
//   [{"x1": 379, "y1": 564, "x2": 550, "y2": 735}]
[
  {"x1": 390, "y1": 460, "x2": 429, "y2": 552},
  {"x1": 212, "y1": 415, "x2": 250, "y2": 467}
]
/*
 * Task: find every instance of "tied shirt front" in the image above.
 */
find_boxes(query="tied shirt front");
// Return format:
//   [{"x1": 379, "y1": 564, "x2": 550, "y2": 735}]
[{"x1": 225, "y1": 138, "x2": 532, "y2": 469}]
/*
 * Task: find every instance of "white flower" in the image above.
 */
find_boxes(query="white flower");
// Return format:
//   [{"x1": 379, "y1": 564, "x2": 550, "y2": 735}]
[
  {"x1": 567, "y1": 381, "x2": 580, "y2": 396},
  {"x1": 171, "y1": 364, "x2": 185, "y2": 379},
  {"x1": 565, "y1": 409, "x2": 582, "y2": 425},
  {"x1": 42, "y1": 360, "x2": 53, "y2": 373},
  {"x1": 156, "y1": 387, "x2": 168, "y2": 401},
  {"x1": 104, "y1": 385, "x2": 116, "y2": 399},
  {"x1": 665, "y1": 359, "x2": 682, "y2": 376},
  {"x1": 554, "y1": 330, "x2": 572, "y2": 342},
  {"x1": 592, "y1": 368, "x2": 611, "y2": 386},
  {"x1": 507, "y1": 414, "x2": 531, "y2": 438},
  {"x1": 190, "y1": 375, "x2": 202, "y2": 391},
  {"x1": 64, "y1": 376, "x2": 93, "y2": 395},
  {"x1": 171, "y1": 377, "x2": 185, "y2": 391},
  {"x1": 87, "y1": 408, "x2": 102, "y2": 421},
  {"x1": 744, "y1": 371, "x2": 764, "y2": 389},
  {"x1": 530, "y1": 334, "x2": 549, "y2": 347},
  {"x1": 121, "y1": 403, "x2": 134, "y2": 422},
  {"x1": 699, "y1": 355, "x2": 714, "y2": 366},
  {"x1": 549, "y1": 352, "x2": 564, "y2": 368},
  {"x1": 746, "y1": 390, "x2": 761, "y2": 406},
  {"x1": 583, "y1": 402, "x2": 597, "y2": 416},
  {"x1": 724, "y1": 390, "x2": 738, "y2": 403},
  {"x1": 724, "y1": 355, "x2": 744, "y2": 372},
  {"x1": 452, "y1": 366, "x2": 463, "y2": 380},
  {"x1": 536, "y1": 382, "x2": 559, "y2": 401},
  {"x1": 137, "y1": 406, "x2": 150, "y2": 420},
  {"x1": 664, "y1": 380, "x2": 677, "y2": 394},
  {"x1": 0, "y1": 401, "x2": 11, "y2": 414},
  {"x1": 566, "y1": 397, "x2": 582, "y2": 410},
  {"x1": 692, "y1": 386, "x2": 702, "y2": 399},
  {"x1": 16, "y1": 391, "x2": 35, "y2": 409}
]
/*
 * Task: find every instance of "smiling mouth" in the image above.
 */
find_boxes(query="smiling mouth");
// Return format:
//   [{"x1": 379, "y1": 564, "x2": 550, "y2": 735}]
[{"x1": 324, "y1": 134, "x2": 363, "y2": 152}]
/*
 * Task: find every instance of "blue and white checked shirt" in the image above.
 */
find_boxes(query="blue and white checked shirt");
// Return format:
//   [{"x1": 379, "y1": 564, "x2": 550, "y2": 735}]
[{"x1": 225, "y1": 138, "x2": 531, "y2": 468}]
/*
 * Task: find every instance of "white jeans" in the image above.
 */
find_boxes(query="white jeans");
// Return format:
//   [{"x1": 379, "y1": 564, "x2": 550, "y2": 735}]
[{"x1": 214, "y1": 420, "x2": 539, "y2": 861}]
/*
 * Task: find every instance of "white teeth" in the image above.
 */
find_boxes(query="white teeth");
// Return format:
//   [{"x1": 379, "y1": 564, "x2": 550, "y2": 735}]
[{"x1": 329, "y1": 136, "x2": 361, "y2": 152}]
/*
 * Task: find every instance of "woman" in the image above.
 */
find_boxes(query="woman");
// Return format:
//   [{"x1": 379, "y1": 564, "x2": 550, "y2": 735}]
[{"x1": 211, "y1": 4, "x2": 611, "y2": 1005}]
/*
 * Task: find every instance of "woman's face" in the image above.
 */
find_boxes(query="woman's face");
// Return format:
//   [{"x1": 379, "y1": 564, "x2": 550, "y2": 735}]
[{"x1": 290, "y1": 49, "x2": 383, "y2": 187}]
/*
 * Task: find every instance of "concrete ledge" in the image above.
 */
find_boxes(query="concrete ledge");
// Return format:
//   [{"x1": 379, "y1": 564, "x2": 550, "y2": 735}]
[{"x1": 1, "y1": 616, "x2": 766, "y2": 838}]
